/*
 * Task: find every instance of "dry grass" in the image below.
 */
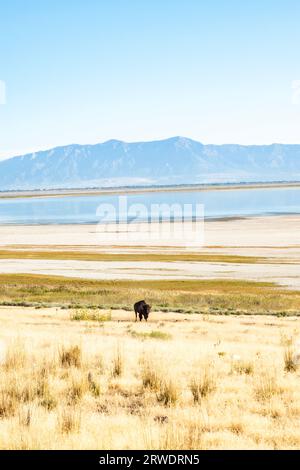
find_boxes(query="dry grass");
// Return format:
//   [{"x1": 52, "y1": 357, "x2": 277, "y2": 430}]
[
  {"x1": 254, "y1": 371, "x2": 283, "y2": 402},
  {"x1": 59, "y1": 345, "x2": 82, "y2": 368},
  {"x1": 4, "y1": 339, "x2": 27, "y2": 370},
  {"x1": 141, "y1": 359, "x2": 163, "y2": 392},
  {"x1": 156, "y1": 379, "x2": 179, "y2": 406},
  {"x1": 58, "y1": 407, "x2": 81, "y2": 434},
  {"x1": 87, "y1": 372, "x2": 101, "y2": 397},
  {"x1": 231, "y1": 359, "x2": 254, "y2": 375},
  {"x1": 112, "y1": 348, "x2": 123, "y2": 377},
  {"x1": 283, "y1": 346, "x2": 299, "y2": 372},
  {"x1": 0, "y1": 306, "x2": 300, "y2": 449},
  {"x1": 190, "y1": 368, "x2": 217, "y2": 402},
  {"x1": 0, "y1": 249, "x2": 264, "y2": 264}
]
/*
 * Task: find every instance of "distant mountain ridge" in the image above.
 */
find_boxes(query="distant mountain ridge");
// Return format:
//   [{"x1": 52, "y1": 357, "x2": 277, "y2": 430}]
[{"x1": 1, "y1": 137, "x2": 300, "y2": 190}]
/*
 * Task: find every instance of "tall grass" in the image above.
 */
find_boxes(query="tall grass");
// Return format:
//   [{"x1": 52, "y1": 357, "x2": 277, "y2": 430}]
[
  {"x1": 4, "y1": 340, "x2": 27, "y2": 370},
  {"x1": 190, "y1": 368, "x2": 217, "y2": 402},
  {"x1": 112, "y1": 348, "x2": 123, "y2": 377},
  {"x1": 1, "y1": 306, "x2": 300, "y2": 449},
  {"x1": 87, "y1": 372, "x2": 101, "y2": 397},
  {"x1": 59, "y1": 345, "x2": 81, "y2": 368},
  {"x1": 67, "y1": 372, "x2": 88, "y2": 404},
  {"x1": 283, "y1": 346, "x2": 298, "y2": 372},
  {"x1": 254, "y1": 372, "x2": 283, "y2": 401},
  {"x1": 157, "y1": 422, "x2": 203, "y2": 450},
  {"x1": 140, "y1": 359, "x2": 162, "y2": 392},
  {"x1": 58, "y1": 407, "x2": 81, "y2": 434},
  {"x1": 156, "y1": 379, "x2": 179, "y2": 406}
]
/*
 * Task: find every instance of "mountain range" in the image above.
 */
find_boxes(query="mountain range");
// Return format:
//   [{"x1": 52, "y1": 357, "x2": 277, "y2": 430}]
[{"x1": 1, "y1": 137, "x2": 300, "y2": 190}]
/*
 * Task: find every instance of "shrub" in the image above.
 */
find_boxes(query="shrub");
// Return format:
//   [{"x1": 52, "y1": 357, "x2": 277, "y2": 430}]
[{"x1": 70, "y1": 309, "x2": 111, "y2": 322}]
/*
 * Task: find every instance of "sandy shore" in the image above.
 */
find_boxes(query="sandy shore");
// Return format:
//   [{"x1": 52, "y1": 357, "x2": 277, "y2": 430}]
[{"x1": 0, "y1": 214, "x2": 299, "y2": 288}]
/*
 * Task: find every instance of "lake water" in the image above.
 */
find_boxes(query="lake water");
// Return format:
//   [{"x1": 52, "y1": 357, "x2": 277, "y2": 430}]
[{"x1": 0, "y1": 187, "x2": 300, "y2": 225}]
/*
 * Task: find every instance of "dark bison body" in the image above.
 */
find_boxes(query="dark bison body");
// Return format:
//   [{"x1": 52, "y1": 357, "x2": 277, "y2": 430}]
[{"x1": 134, "y1": 300, "x2": 151, "y2": 322}]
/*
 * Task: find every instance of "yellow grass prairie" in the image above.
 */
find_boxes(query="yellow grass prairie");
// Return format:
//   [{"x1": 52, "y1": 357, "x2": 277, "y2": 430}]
[{"x1": 0, "y1": 306, "x2": 300, "y2": 449}]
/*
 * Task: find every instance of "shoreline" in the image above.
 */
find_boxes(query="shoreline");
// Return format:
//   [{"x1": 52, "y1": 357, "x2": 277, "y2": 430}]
[
  {"x1": 1, "y1": 180, "x2": 300, "y2": 200},
  {"x1": 0, "y1": 212, "x2": 299, "y2": 227}
]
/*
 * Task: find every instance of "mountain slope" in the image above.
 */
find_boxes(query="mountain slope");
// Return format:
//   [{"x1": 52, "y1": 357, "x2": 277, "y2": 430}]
[{"x1": 0, "y1": 137, "x2": 300, "y2": 190}]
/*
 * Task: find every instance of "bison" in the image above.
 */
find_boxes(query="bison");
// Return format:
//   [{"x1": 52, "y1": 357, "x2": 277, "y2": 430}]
[{"x1": 134, "y1": 300, "x2": 151, "y2": 322}]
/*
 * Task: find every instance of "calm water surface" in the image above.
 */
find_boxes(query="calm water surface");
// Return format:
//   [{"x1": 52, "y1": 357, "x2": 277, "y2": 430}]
[{"x1": 0, "y1": 187, "x2": 299, "y2": 225}]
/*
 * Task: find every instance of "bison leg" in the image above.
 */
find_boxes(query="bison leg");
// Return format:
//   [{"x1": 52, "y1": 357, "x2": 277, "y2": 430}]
[{"x1": 139, "y1": 312, "x2": 143, "y2": 321}]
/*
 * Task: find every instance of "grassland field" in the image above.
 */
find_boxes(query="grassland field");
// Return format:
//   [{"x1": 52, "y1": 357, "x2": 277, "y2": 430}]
[
  {"x1": 0, "y1": 274, "x2": 300, "y2": 315},
  {"x1": 0, "y1": 305, "x2": 300, "y2": 449},
  {"x1": 0, "y1": 215, "x2": 300, "y2": 449}
]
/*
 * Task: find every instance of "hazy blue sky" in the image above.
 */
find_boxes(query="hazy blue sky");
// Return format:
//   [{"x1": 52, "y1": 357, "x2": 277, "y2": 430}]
[{"x1": 1, "y1": 0, "x2": 300, "y2": 159}]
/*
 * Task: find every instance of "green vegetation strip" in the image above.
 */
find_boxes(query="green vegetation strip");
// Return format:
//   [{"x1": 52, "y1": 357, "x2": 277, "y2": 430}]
[
  {"x1": 130, "y1": 330, "x2": 172, "y2": 340},
  {"x1": 0, "y1": 274, "x2": 299, "y2": 315},
  {"x1": 0, "y1": 250, "x2": 265, "y2": 264}
]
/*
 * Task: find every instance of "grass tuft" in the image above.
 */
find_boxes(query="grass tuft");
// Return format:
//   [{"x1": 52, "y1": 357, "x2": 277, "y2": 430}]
[
  {"x1": 59, "y1": 345, "x2": 82, "y2": 368},
  {"x1": 156, "y1": 378, "x2": 179, "y2": 406},
  {"x1": 58, "y1": 407, "x2": 81, "y2": 434},
  {"x1": 254, "y1": 372, "x2": 283, "y2": 401},
  {"x1": 231, "y1": 360, "x2": 254, "y2": 375},
  {"x1": 284, "y1": 346, "x2": 298, "y2": 372},
  {"x1": 140, "y1": 359, "x2": 163, "y2": 392},
  {"x1": 112, "y1": 348, "x2": 123, "y2": 377},
  {"x1": 190, "y1": 369, "x2": 217, "y2": 402}
]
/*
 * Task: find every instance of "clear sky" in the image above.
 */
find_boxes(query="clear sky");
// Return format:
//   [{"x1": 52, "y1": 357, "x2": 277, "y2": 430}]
[{"x1": 1, "y1": 0, "x2": 300, "y2": 159}]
